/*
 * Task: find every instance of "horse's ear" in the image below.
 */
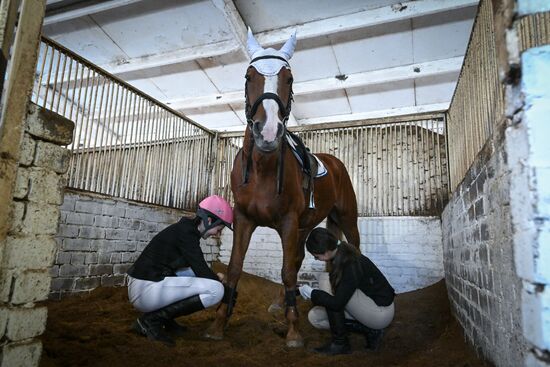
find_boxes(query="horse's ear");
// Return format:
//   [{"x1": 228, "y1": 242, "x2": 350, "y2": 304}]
[
  {"x1": 279, "y1": 31, "x2": 297, "y2": 60},
  {"x1": 247, "y1": 27, "x2": 263, "y2": 58}
]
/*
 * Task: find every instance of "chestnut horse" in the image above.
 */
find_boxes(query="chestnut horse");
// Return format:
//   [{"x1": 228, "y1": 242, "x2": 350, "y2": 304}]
[{"x1": 205, "y1": 29, "x2": 360, "y2": 347}]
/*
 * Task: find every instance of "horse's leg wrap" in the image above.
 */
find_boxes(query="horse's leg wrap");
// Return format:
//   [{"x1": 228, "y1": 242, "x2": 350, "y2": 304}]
[
  {"x1": 284, "y1": 289, "x2": 298, "y2": 317},
  {"x1": 219, "y1": 284, "x2": 238, "y2": 318}
]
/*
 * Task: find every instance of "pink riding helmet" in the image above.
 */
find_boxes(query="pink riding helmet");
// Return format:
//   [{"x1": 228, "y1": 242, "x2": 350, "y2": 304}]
[{"x1": 198, "y1": 195, "x2": 233, "y2": 230}]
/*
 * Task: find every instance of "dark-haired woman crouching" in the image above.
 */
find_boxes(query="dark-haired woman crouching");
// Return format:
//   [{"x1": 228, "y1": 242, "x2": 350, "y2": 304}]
[{"x1": 299, "y1": 227, "x2": 395, "y2": 355}]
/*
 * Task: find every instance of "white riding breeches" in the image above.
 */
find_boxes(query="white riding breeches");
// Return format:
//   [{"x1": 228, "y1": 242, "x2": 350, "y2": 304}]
[
  {"x1": 128, "y1": 268, "x2": 224, "y2": 313},
  {"x1": 308, "y1": 272, "x2": 394, "y2": 330}
]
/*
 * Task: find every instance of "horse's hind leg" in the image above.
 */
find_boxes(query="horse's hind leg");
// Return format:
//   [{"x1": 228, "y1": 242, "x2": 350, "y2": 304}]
[
  {"x1": 328, "y1": 207, "x2": 360, "y2": 248},
  {"x1": 204, "y1": 211, "x2": 256, "y2": 340},
  {"x1": 326, "y1": 215, "x2": 343, "y2": 240}
]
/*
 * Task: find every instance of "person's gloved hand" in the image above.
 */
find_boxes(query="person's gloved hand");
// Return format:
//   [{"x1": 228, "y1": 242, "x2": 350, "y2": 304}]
[{"x1": 299, "y1": 284, "x2": 313, "y2": 300}]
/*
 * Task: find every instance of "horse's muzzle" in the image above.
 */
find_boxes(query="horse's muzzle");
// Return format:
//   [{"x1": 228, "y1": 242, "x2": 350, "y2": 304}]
[{"x1": 252, "y1": 122, "x2": 284, "y2": 152}]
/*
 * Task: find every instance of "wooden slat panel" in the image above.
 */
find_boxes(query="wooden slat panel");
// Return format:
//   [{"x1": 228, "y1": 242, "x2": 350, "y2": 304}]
[{"x1": 215, "y1": 116, "x2": 448, "y2": 217}]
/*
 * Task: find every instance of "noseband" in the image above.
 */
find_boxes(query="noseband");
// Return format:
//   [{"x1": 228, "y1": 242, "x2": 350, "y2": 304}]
[{"x1": 244, "y1": 55, "x2": 294, "y2": 126}]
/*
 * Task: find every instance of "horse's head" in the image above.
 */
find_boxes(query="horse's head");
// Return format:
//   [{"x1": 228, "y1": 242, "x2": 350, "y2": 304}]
[{"x1": 245, "y1": 28, "x2": 296, "y2": 152}]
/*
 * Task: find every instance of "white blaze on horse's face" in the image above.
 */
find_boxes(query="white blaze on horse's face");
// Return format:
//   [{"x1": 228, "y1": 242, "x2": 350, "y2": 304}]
[
  {"x1": 261, "y1": 75, "x2": 281, "y2": 143},
  {"x1": 246, "y1": 28, "x2": 296, "y2": 152}
]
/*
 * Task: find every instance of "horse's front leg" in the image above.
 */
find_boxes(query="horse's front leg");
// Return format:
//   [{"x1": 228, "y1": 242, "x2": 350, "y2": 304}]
[
  {"x1": 279, "y1": 218, "x2": 305, "y2": 348},
  {"x1": 204, "y1": 211, "x2": 256, "y2": 340}
]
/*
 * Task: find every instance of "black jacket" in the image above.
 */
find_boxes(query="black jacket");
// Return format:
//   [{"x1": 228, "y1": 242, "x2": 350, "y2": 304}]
[
  {"x1": 311, "y1": 254, "x2": 395, "y2": 311},
  {"x1": 127, "y1": 217, "x2": 218, "y2": 282}
]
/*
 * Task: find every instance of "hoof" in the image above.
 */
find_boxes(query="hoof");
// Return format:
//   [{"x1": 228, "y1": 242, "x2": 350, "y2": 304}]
[
  {"x1": 286, "y1": 338, "x2": 304, "y2": 348},
  {"x1": 203, "y1": 331, "x2": 224, "y2": 341},
  {"x1": 267, "y1": 303, "x2": 283, "y2": 314}
]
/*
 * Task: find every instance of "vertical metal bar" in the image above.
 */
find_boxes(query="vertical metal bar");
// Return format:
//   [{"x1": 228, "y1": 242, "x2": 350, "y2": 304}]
[
  {"x1": 182, "y1": 123, "x2": 193, "y2": 207},
  {"x1": 173, "y1": 118, "x2": 183, "y2": 207},
  {"x1": 429, "y1": 118, "x2": 440, "y2": 214},
  {"x1": 126, "y1": 95, "x2": 142, "y2": 199},
  {"x1": 389, "y1": 123, "x2": 395, "y2": 215},
  {"x1": 68, "y1": 60, "x2": 81, "y2": 123},
  {"x1": 62, "y1": 56, "x2": 73, "y2": 117},
  {"x1": 100, "y1": 81, "x2": 118, "y2": 193},
  {"x1": 159, "y1": 110, "x2": 168, "y2": 205},
  {"x1": 137, "y1": 100, "x2": 152, "y2": 201},
  {"x1": 373, "y1": 125, "x2": 378, "y2": 215},
  {"x1": 35, "y1": 42, "x2": 48, "y2": 105},
  {"x1": 43, "y1": 45, "x2": 55, "y2": 108},
  {"x1": 423, "y1": 120, "x2": 431, "y2": 214},
  {"x1": 157, "y1": 108, "x2": 167, "y2": 205},
  {"x1": 393, "y1": 122, "x2": 399, "y2": 215},
  {"x1": 142, "y1": 104, "x2": 154, "y2": 202},
  {"x1": 399, "y1": 122, "x2": 408, "y2": 215},
  {"x1": 84, "y1": 73, "x2": 105, "y2": 192},
  {"x1": 136, "y1": 98, "x2": 150, "y2": 201},
  {"x1": 66, "y1": 61, "x2": 83, "y2": 183},
  {"x1": 151, "y1": 105, "x2": 163, "y2": 203},
  {"x1": 122, "y1": 91, "x2": 138, "y2": 198},
  {"x1": 72, "y1": 66, "x2": 91, "y2": 189},
  {"x1": 107, "y1": 83, "x2": 123, "y2": 195},
  {"x1": 50, "y1": 47, "x2": 62, "y2": 111},
  {"x1": 54, "y1": 50, "x2": 67, "y2": 112},
  {"x1": 94, "y1": 78, "x2": 112, "y2": 193},
  {"x1": 411, "y1": 121, "x2": 417, "y2": 214},
  {"x1": 358, "y1": 126, "x2": 364, "y2": 216}
]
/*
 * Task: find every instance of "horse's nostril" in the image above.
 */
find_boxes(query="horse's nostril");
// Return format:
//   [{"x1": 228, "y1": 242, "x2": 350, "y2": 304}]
[{"x1": 253, "y1": 122, "x2": 261, "y2": 134}]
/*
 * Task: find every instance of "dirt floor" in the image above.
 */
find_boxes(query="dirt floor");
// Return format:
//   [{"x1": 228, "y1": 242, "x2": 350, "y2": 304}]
[{"x1": 41, "y1": 263, "x2": 492, "y2": 367}]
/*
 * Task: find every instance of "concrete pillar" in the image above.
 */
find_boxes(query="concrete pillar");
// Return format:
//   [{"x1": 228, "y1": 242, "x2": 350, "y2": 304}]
[{"x1": 0, "y1": 104, "x2": 74, "y2": 367}]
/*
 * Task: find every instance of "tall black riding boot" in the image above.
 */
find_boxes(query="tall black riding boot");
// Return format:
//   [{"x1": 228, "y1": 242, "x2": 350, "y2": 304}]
[
  {"x1": 365, "y1": 327, "x2": 384, "y2": 351},
  {"x1": 313, "y1": 309, "x2": 351, "y2": 355},
  {"x1": 344, "y1": 319, "x2": 384, "y2": 351},
  {"x1": 133, "y1": 295, "x2": 205, "y2": 346},
  {"x1": 163, "y1": 319, "x2": 187, "y2": 336}
]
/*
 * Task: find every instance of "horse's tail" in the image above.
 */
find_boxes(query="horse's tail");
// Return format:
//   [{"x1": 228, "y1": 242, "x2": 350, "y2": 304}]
[{"x1": 326, "y1": 216, "x2": 342, "y2": 241}]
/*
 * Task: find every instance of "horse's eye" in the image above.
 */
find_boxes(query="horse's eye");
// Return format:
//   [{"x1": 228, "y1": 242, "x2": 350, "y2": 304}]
[
  {"x1": 245, "y1": 74, "x2": 251, "y2": 81},
  {"x1": 287, "y1": 77, "x2": 294, "y2": 85}
]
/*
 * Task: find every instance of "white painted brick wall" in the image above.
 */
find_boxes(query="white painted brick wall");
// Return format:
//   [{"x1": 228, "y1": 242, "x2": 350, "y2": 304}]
[
  {"x1": 509, "y1": 45, "x2": 550, "y2": 365},
  {"x1": 219, "y1": 216, "x2": 443, "y2": 293},
  {"x1": 53, "y1": 190, "x2": 220, "y2": 298}
]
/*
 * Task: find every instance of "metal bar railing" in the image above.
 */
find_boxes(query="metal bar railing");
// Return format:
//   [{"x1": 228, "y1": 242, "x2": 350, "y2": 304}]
[
  {"x1": 31, "y1": 36, "x2": 215, "y2": 210},
  {"x1": 214, "y1": 114, "x2": 448, "y2": 217},
  {"x1": 445, "y1": 0, "x2": 504, "y2": 192}
]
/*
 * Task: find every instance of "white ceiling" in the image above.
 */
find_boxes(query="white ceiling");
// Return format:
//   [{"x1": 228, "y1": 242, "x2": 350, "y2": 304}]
[{"x1": 43, "y1": 0, "x2": 478, "y2": 132}]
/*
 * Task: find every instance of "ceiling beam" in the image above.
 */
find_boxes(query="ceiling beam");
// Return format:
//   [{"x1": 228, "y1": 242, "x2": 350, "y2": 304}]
[
  {"x1": 256, "y1": 0, "x2": 478, "y2": 46},
  {"x1": 212, "y1": 103, "x2": 448, "y2": 132},
  {"x1": 211, "y1": 0, "x2": 248, "y2": 56},
  {"x1": 100, "y1": 40, "x2": 238, "y2": 75},
  {"x1": 297, "y1": 103, "x2": 449, "y2": 125},
  {"x1": 44, "y1": 0, "x2": 146, "y2": 26},
  {"x1": 167, "y1": 56, "x2": 463, "y2": 110},
  {"x1": 92, "y1": 0, "x2": 476, "y2": 76}
]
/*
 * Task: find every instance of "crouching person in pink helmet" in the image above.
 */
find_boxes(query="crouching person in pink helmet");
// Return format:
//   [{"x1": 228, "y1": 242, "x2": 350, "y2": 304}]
[{"x1": 127, "y1": 195, "x2": 233, "y2": 346}]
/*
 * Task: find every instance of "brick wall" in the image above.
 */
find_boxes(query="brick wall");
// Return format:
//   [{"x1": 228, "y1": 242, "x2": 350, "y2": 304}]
[
  {"x1": 0, "y1": 104, "x2": 73, "y2": 366},
  {"x1": 442, "y1": 120, "x2": 527, "y2": 366},
  {"x1": 219, "y1": 216, "x2": 443, "y2": 293},
  {"x1": 52, "y1": 190, "x2": 219, "y2": 298}
]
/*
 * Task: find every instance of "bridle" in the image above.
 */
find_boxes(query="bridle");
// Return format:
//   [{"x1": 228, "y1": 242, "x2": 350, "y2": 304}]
[
  {"x1": 242, "y1": 54, "x2": 294, "y2": 194},
  {"x1": 244, "y1": 55, "x2": 294, "y2": 127}
]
